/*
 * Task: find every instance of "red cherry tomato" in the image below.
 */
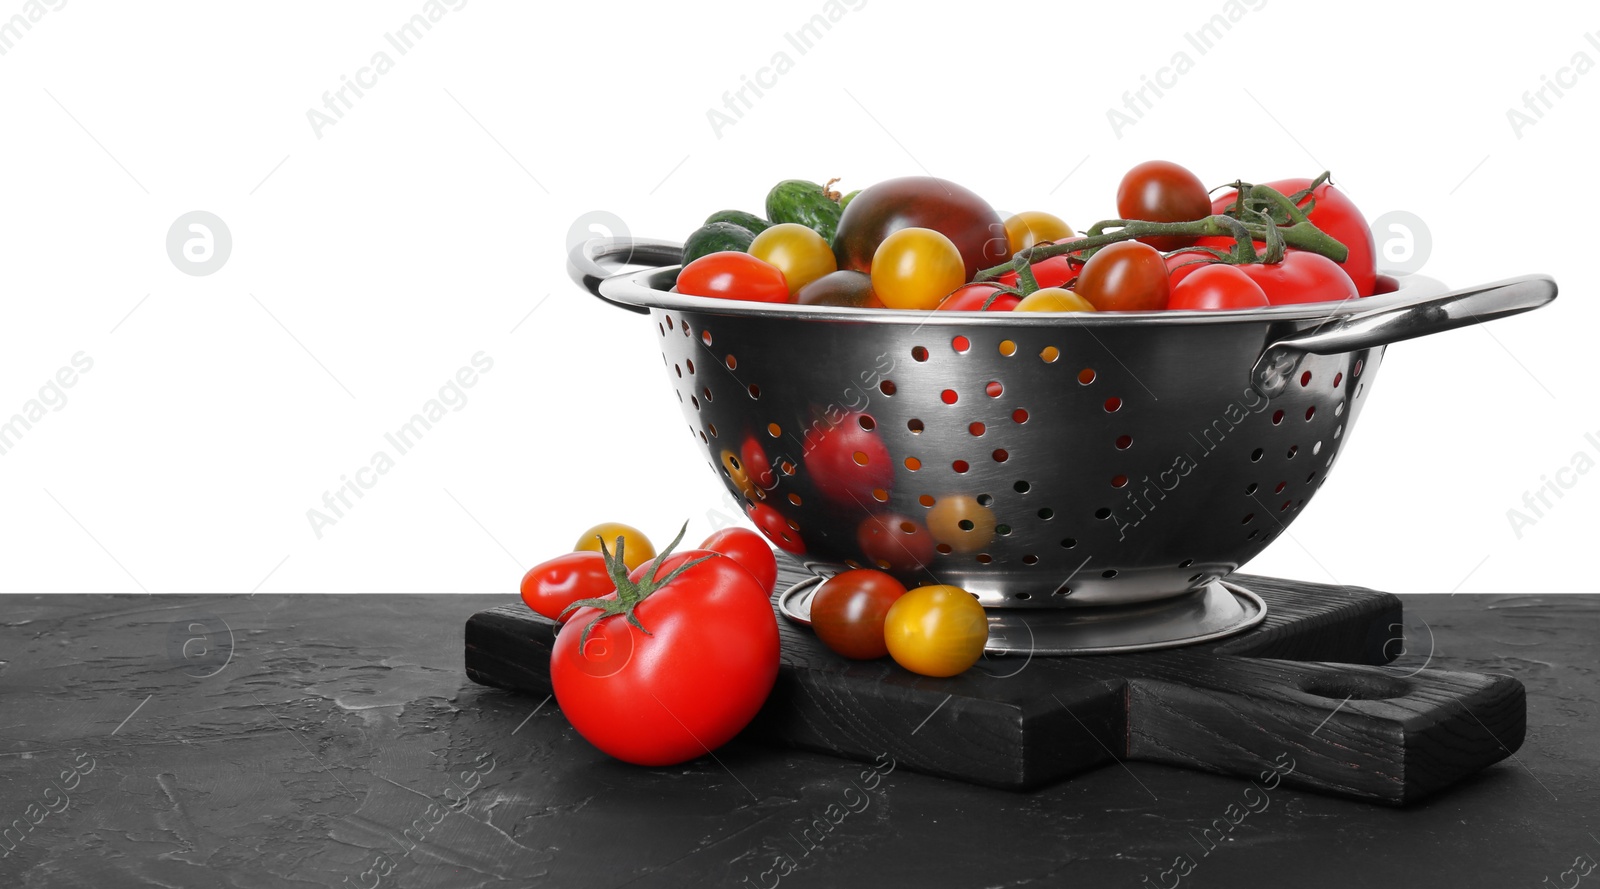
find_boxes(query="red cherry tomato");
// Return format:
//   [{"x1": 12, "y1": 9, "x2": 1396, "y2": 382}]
[
  {"x1": 1117, "y1": 161, "x2": 1211, "y2": 252},
  {"x1": 1235, "y1": 251, "x2": 1358, "y2": 305},
  {"x1": 700, "y1": 527, "x2": 778, "y2": 596},
  {"x1": 676, "y1": 251, "x2": 790, "y2": 304},
  {"x1": 747, "y1": 502, "x2": 805, "y2": 554},
  {"x1": 803, "y1": 412, "x2": 893, "y2": 505},
  {"x1": 1210, "y1": 178, "x2": 1377, "y2": 296},
  {"x1": 555, "y1": 548, "x2": 778, "y2": 766},
  {"x1": 520, "y1": 551, "x2": 613, "y2": 622},
  {"x1": 937, "y1": 283, "x2": 1021, "y2": 312},
  {"x1": 809, "y1": 569, "x2": 907, "y2": 660},
  {"x1": 856, "y1": 513, "x2": 936, "y2": 575},
  {"x1": 1073, "y1": 240, "x2": 1170, "y2": 311},
  {"x1": 1169, "y1": 264, "x2": 1270, "y2": 311}
]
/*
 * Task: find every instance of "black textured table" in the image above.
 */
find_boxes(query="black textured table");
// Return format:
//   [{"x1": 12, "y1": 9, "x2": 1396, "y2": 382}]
[{"x1": 1, "y1": 590, "x2": 1596, "y2": 888}]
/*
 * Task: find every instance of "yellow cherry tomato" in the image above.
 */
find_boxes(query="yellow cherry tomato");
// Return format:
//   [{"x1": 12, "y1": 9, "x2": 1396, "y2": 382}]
[
  {"x1": 1003, "y1": 211, "x2": 1075, "y2": 255},
  {"x1": 1014, "y1": 287, "x2": 1097, "y2": 313},
  {"x1": 748, "y1": 223, "x2": 837, "y2": 296},
  {"x1": 883, "y1": 585, "x2": 989, "y2": 677},
  {"x1": 925, "y1": 494, "x2": 996, "y2": 553},
  {"x1": 574, "y1": 522, "x2": 655, "y2": 571},
  {"x1": 870, "y1": 227, "x2": 965, "y2": 310}
]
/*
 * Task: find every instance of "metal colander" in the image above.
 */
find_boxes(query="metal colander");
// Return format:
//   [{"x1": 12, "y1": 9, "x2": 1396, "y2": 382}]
[{"x1": 571, "y1": 237, "x2": 1556, "y2": 609}]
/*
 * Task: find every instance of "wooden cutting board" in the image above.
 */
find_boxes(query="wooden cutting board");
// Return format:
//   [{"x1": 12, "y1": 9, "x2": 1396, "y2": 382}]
[{"x1": 464, "y1": 564, "x2": 1524, "y2": 804}]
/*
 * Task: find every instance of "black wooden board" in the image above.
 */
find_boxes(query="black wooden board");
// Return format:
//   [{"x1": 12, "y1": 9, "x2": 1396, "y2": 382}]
[{"x1": 465, "y1": 565, "x2": 1525, "y2": 805}]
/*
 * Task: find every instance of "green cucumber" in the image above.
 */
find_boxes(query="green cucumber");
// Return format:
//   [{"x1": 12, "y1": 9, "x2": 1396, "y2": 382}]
[
  {"x1": 704, "y1": 209, "x2": 770, "y2": 234},
  {"x1": 681, "y1": 221, "x2": 756, "y2": 266},
  {"x1": 765, "y1": 179, "x2": 843, "y2": 243},
  {"x1": 839, "y1": 189, "x2": 861, "y2": 211}
]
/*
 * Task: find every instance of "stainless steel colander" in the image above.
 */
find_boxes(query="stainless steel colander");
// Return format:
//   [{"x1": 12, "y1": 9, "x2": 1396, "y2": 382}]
[{"x1": 570, "y1": 237, "x2": 1556, "y2": 609}]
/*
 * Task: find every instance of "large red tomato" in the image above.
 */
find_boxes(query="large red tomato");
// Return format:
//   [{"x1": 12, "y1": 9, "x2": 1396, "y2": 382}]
[
  {"x1": 1168, "y1": 264, "x2": 1270, "y2": 311},
  {"x1": 833, "y1": 177, "x2": 1009, "y2": 281},
  {"x1": 553, "y1": 547, "x2": 779, "y2": 767},
  {"x1": 1235, "y1": 252, "x2": 1358, "y2": 305}
]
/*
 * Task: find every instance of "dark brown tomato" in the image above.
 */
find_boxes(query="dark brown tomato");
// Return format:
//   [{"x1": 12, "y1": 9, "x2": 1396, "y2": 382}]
[
  {"x1": 795, "y1": 269, "x2": 883, "y2": 308},
  {"x1": 833, "y1": 177, "x2": 1009, "y2": 282}
]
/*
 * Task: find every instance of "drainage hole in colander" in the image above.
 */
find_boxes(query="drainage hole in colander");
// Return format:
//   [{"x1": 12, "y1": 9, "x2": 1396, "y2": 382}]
[
  {"x1": 1112, "y1": 474, "x2": 1128, "y2": 488},
  {"x1": 908, "y1": 418, "x2": 924, "y2": 434},
  {"x1": 1334, "y1": 424, "x2": 1343, "y2": 439},
  {"x1": 1038, "y1": 507, "x2": 1054, "y2": 520},
  {"x1": 1116, "y1": 434, "x2": 1133, "y2": 449},
  {"x1": 674, "y1": 364, "x2": 682, "y2": 378},
  {"x1": 1287, "y1": 445, "x2": 1298, "y2": 458},
  {"x1": 1299, "y1": 370, "x2": 1312, "y2": 387},
  {"x1": 1178, "y1": 559, "x2": 1194, "y2": 568},
  {"x1": 686, "y1": 359, "x2": 695, "y2": 374},
  {"x1": 1101, "y1": 569, "x2": 1118, "y2": 578},
  {"x1": 1335, "y1": 400, "x2": 1345, "y2": 417},
  {"x1": 858, "y1": 415, "x2": 876, "y2": 431},
  {"x1": 698, "y1": 430, "x2": 708, "y2": 443},
  {"x1": 941, "y1": 389, "x2": 959, "y2": 404},
  {"x1": 957, "y1": 519, "x2": 975, "y2": 531},
  {"x1": 953, "y1": 335, "x2": 970, "y2": 353},
  {"x1": 912, "y1": 345, "x2": 929, "y2": 362},
  {"x1": 1312, "y1": 441, "x2": 1323, "y2": 455},
  {"x1": 953, "y1": 460, "x2": 969, "y2": 474},
  {"x1": 1250, "y1": 448, "x2": 1264, "y2": 462},
  {"x1": 1356, "y1": 382, "x2": 1364, "y2": 397},
  {"x1": 676, "y1": 390, "x2": 683, "y2": 403},
  {"x1": 725, "y1": 355, "x2": 738, "y2": 370},
  {"x1": 699, "y1": 387, "x2": 711, "y2": 402},
  {"x1": 789, "y1": 493, "x2": 803, "y2": 506},
  {"x1": 969, "y1": 421, "x2": 985, "y2": 436},
  {"x1": 1188, "y1": 573, "x2": 1204, "y2": 583},
  {"x1": 936, "y1": 543, "x2": 953, "y2": 554},
  {"x1": 1060, "y1": 538, "x2": 1078, "y2": 548},
  {"x1": 767, "y1": 422, "x2": 781, "y2": 437},
  {"x1": 1305, "y1": 406, "x2": 1316, "y2": 421},
  {"x1": 873, "y1": 488, "x2": 889, "y2": 502},
  {"x1": 1022, "y1": 554, "x2": 1039, "y2": 565},
  {"x1": 1244, "y1": 482, "x2": 1258, "y2": 495},
  {"x1": 681, "y1": 320, "x2": 690, "y2": 335},
  {"x1": 747, "y1": 384, "x2": 760, "y2": 399},
  {"x1": 708, "y1": 423, "x2": 718, "y2": 438},
  {"x1": 1307, "y1": 471, "x2": 1317, "y2": 484},
  {"x1": 1274, "y1": 481, "x2": 1287, "y2": 494},
  {"x1": 1104, "y1": 397, "x2": 1122, "y2": 412},
  {"x1": 780, "y1": 460, "x2": 796, "y2": 475},
  {"x1": 1333, "y1": 371, "x2": 1343, "y2": 388},
  {"x1": 1041, "y1": 346, "x2": 1060, "y2": 363},
  {"x1": 975, "y1": 553, "x2": 993, "y2": 564},
  {"x1": 986, "y1": 381, "x2": 1003, "y2": 397},
  {"x1": 1248, "y1": 529, "x2": 1260, "y2": 540},
  {"x1": 1013, "y1": 408, "x2": 1029, "y2": 424},
  {"x1": 996, "y1": 524, "x2": 1012, "y2": 536},
  {"x1": 1014, "y1": 480, "x2": 1031, "y2": 493},
  {"x1": 977, "y1": 493, "x2": 993, "y2": 506},
  {"x1": 1281, "y1": 500, "x2": 1292, "y2": 511},
  {"x1": 691, "y1": 395, "x2": 700, "y2": 410},
  {"x1": 904, "y1": 456, "x2": 921, "y2": 470},
  {"x1": 1094, "y1": 507, "x2": 1111, "y2": 519},
  {"x1": 658, "y1": 322, "x2": 666, "y2": 336},
  {"x1": 898, "y1": 520, "x2": 917, "y2": 534},
  {"x1": 1053, "y1": 585, "x2": 1073, "y2": 597},
  {"x1": 880, "y1": 380, "x2": 897, "y2": 396},
  {"x1": 1242, "y1": 513, "x2": 1255, "y2": 524},
  {"x1": 853, "y1": 450, "x2": 871, "y2": 466},
  {"x1": 1354, "y1": 358, "x2": 1364, "y2": 377},
  {"x1": 993, "y1": 449, "x2": 1009, "y2": 463},
  {"x1": 664, "y1": 314, "x2": 673, "y2": 328},
  {"x1": 999, "y1": 339, "x2": 1018, "y2": 356},
  {"x1": 919, "y1": 494, "x2": 935, "y2": 507},
  {"x1": 701, "y1": 330, "x2": 712, "y2": 346},
  {"x1": 1271, "y1": 409, "x2": 1284, "y2": 425},
  {"x1": 1079, "y1": 368, "x2": 1096, "y2": 385}
]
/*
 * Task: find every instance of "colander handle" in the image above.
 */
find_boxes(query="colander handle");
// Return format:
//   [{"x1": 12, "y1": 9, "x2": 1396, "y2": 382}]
[
  {"x1": 566, "y1": 236, "x2": 685, "y2": 315},
  {"x1": 1252, "y1": 274, "x2": 1558, "y2": 396}
]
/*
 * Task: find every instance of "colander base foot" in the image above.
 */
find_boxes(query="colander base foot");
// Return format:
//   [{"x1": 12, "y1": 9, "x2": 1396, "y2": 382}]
[{"x1": 777, "y1": 577, "x2": 1265, "y2": 656}]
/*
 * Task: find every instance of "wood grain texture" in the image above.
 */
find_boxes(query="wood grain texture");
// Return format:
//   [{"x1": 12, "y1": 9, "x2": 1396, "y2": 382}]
[{"x1": 464, "y1": 566, "x2": 1526, "y2": 803}]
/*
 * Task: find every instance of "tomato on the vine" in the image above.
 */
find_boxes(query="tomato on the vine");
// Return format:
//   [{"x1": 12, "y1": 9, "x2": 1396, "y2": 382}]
[
  {"x1": 810, "y1": 568, "x2": 907, "y2": 660},
  {"x1": 871, "y1": 227, "x2": 966, "y2": 310},
  {"x1": 749, "y1": 223, "x2": 837, "y2": 296},
  {"x1": 1168, "y1": 264, "x2": 1270, "y2": 311},
  {"x1": 575, "y1": 522, "x2": 655, "y2": 571},
  {"x1": 553, "y1": 532, "x2": 779, "y2": 767},
  {"x1": 1235, "y1": 251, "x2": 1358, "y2": 305},
  {"x1": 520, "y1": 551, "x2": 612, "y2": 622},
  {"x1": 883, "y1": 585, "x2": 988, "y2": 677},
  {"x1": 1117, "y1": 161, "x2": 1211, "y2": 252},
  {"x1": 1073, "y1": 240, "x2": 1170, "y2": 311},
  {"x1": 1210, "y1": 177, "x2": 1377, "y2": 296},
  {"x1": 1165, "y1": 251, "x2": 1220, "y2": 289},
  {"x1": 676, "y1": 251, "x2": 790, "y2": 304},
  {"x1": 937, "y1": 283, "x2": 1020, "y2": 312}
]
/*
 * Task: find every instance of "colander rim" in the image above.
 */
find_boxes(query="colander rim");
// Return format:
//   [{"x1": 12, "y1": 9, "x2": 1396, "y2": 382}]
[{"x1": 600, "y1": 268, "x2": 1449, "y2": 326}]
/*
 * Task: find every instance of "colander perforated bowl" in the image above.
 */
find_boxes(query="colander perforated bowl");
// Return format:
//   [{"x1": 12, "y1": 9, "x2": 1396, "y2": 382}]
[{"x1": 570, "y1": 238, "x2": 1556, "y2": 609}]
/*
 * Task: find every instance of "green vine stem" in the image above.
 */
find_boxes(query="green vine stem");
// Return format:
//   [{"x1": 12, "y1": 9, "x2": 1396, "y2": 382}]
[{"x1": 558, "y1": 521, "x2": 713, "y2": 647}]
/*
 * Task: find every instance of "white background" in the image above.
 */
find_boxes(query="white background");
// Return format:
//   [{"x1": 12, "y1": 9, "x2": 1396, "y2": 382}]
[{"x1": 1, "y1": 0, "x2": 1593, "y2": 597}]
